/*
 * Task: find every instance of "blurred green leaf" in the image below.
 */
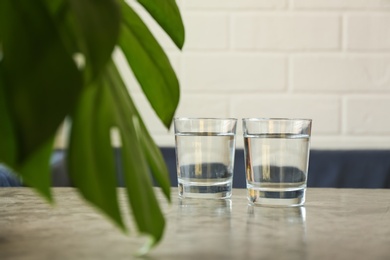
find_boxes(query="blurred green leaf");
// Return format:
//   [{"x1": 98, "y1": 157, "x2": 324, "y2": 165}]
[
  {"x1": 105, "y1": 61, "x2": 171, "y2": 201},
  {"x1": 44, "y1": 0, "x2": 81, "y2": 56},
  {"x1": 68, "y1": 77, "x2": 126, "y2": 232},
  {"x1": 18, "y1": 138, "x2": 54, "y2": 203},
  {"x1": 68, "y1": 0, "x2": 121, "y2": 80},
  {"x1": 0, "y1": 66, "x2": 17, "y2": 166},
  {"x1": 122, "y1": 116, "x2": 165, "y2": 252},
  {"x1": 105, "y1": 61, "x2": 166, "y2": 245},
  {"x1": 0, "y1": 0, "x2": 184, "y2": 253},
  {"x1": 68, "y1": 59, "x2": 171, "y2": 245},
  {"x1": 140, "y1": 131, "x2": 172, "y2": 203},
  {"x1": 0, "y1": 0, "x2": 83, "y2": 164},
  {"x1": 120, "y1": 2, "x2": 180, "y2": 129},
  {"x1": 137, "y1": 0, "x2": 185, "y2": 49}
]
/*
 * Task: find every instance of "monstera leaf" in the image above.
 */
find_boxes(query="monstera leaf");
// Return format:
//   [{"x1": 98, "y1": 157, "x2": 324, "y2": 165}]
[{"x1": 0, "y1": 0, "x2": 184, "y2": 250}]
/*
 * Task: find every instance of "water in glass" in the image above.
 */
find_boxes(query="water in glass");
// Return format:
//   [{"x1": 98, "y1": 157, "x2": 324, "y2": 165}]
[
  {"x1": 244, "y1": 133, "x2": 310, "y2": 206},
  {"x1": 175, "y1": 132, "x2": 235, "y2": 198}
]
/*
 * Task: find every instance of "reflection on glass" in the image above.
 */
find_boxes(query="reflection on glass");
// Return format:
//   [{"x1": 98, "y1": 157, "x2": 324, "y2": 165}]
[
  {"x1": 245, "y1": 206, "x2": 307, "y2": 259},
  {"x1": 178, "y1": 198, "x2": 232, "y2": 216},
  {"x1": 247, "y1": 205, "x2": 306, "y2": 224},
  {"x1": 176, "y1": 198, "x2": 232, "y2": 233}
]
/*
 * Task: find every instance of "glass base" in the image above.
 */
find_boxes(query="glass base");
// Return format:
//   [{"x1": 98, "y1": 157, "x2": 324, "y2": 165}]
[
  {"x1": 178, "y1": 180, "x2": 232, "y2": 199},
  {"x1": 247, "y1": 187, "x2": 306, "y2": 207}
]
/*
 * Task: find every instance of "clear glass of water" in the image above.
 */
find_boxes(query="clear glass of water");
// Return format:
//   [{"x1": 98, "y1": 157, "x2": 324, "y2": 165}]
[
  {"x1": 174, "y1": 118, "x2": 237, "y2": 199},
  {"x1": 242, "y1": 118, "x2": 312, "y2": 207}
]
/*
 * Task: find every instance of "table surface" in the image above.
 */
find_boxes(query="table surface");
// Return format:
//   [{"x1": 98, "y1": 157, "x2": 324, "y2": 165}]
[{"x1": 0, "y1": 188, "x2": 389, "y2": 260}]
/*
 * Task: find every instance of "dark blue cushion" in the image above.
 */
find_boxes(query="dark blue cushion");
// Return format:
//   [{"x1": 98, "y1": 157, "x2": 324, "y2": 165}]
[
  {"x1": 308, "y1": 150, "x2": 390, "y2": 188},
  {"x1": 4, "y1": 148, "x2": 389, "y2": 189},
  {"x1": 0, "y1": 165, "x2": 21, "y2": 187}
]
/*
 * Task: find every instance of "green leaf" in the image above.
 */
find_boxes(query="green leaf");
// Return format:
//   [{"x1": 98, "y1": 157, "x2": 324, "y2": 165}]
[
  {"x1": 18, "y1": 138, "x2": 54, "y2": 203},
  {"x1": 140, "y1": 132, "x2": 172, "y2": 203},
  {"x1": 0, "y1": 0, "x2": 83, "y2": 164},
  {"x1": 105, "y1": 61, "x2": 171, "y2": 201},
  {"x1": 122, "y1": 116, "x2": 165, "y2": 252},
  {"x1": 1, "y1": 0, "x2": 183, "y2": 253},
  {"x1": 68, "y1": 0, "x2": 121, "y2": 80},
  {"x1": 0, "y1": 65, "x2": 17, "y2": 166},
  {"x1": 105, "y1": 61, "x2": 167, "y2": 246},
  {"x1": 119, "y1": 2, "x2": 180, "y2": 129},
  {"x1": 44, "y1": 0, "x2": 81, "y2": 56},
  {"x1": 68, "y1": 79, "x2": 126, "y2": 232},
  {"x1": 42, "y1": 0, "x2": 64, "y2": 15},
  {"x1": 68, "y1": 60, "x2": 171, "y2": 248},
  {"x1": 136, "y1": 0, "x2": 185, "y2": 49}
]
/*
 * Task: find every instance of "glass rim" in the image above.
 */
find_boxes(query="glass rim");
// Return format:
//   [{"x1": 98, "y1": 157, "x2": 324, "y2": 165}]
[
  {"x1": 242, "y1": 117, "x2": 312, "y2": 123},
  {"x1": 174, "y1": 117, "x2": 238, "y2": 122}
]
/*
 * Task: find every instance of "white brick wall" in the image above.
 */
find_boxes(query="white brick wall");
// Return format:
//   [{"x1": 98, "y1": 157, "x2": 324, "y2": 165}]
[
  {"x1": 232, "y1": 14, "x2": 340, "y2": 50},
  {"x1": 55, "y1": 0, "x2": 390, "y2": 150},
  {"x1": 293, "y1": 54, "x2": 390, "y2": 92},
  {"x1": 129, "y1": 0, "x2": 390, "y2": 149},
  {"x1": 347, "y1": 14, "x2": 390, "y2": 50},
  {"x1": 182, "y1": 54, "x2": 286, "y2": 91}
]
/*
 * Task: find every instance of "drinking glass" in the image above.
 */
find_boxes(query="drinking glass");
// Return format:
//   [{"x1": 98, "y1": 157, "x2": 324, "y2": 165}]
[
  {"x1": 174, "y1": 118, "x2": 237, "y2": 199},
  {"x1": 242, "y1": 118, "x2": 312, "y2": 207}
]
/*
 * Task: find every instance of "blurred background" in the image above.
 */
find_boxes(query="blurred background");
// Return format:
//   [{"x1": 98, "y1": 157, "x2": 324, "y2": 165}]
[{"x1": 2, "y1": 1, "x2": 390, "y2": 187}]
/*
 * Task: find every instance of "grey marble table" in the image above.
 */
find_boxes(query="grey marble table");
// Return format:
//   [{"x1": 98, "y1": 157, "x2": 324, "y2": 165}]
[{"x1": 0, "y1": 188, "x2": 389, "y2": 260}]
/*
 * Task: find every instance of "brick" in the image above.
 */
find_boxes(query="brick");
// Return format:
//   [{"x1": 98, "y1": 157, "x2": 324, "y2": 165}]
[
  {"x1": 230, "y1": 94, "x2": 340, "y2": 134},
  {"x1": 346, "y1": 96, "x2": 390, "y2": 134},
  {"x1": 175, "y1": 94, "x2": 230, "y2": 119},
  {"x1": 183, "y1": 0, "x2": 287, "y2": 10},
  {"x1": 232, "y1": 14, "x2": 340, "y2": 50},
  {"x1": 347, "y1": 14, "x2": 390, "y2": 50},
  {"x1": 231, "y1": 15, "x2": 257, "y2": 50},
  {"x1": 182, "y1": 53, "x2": 286, "y2": 91},
  {"x1": 293, "y1": 0, "x2": 390, "y2": 9},
  {"x1": 183, "y1": 13, "x2": 228, "y2": 50},
  {"x1": 293, "y1": 54, "x2": 390, "y2": 92}
]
